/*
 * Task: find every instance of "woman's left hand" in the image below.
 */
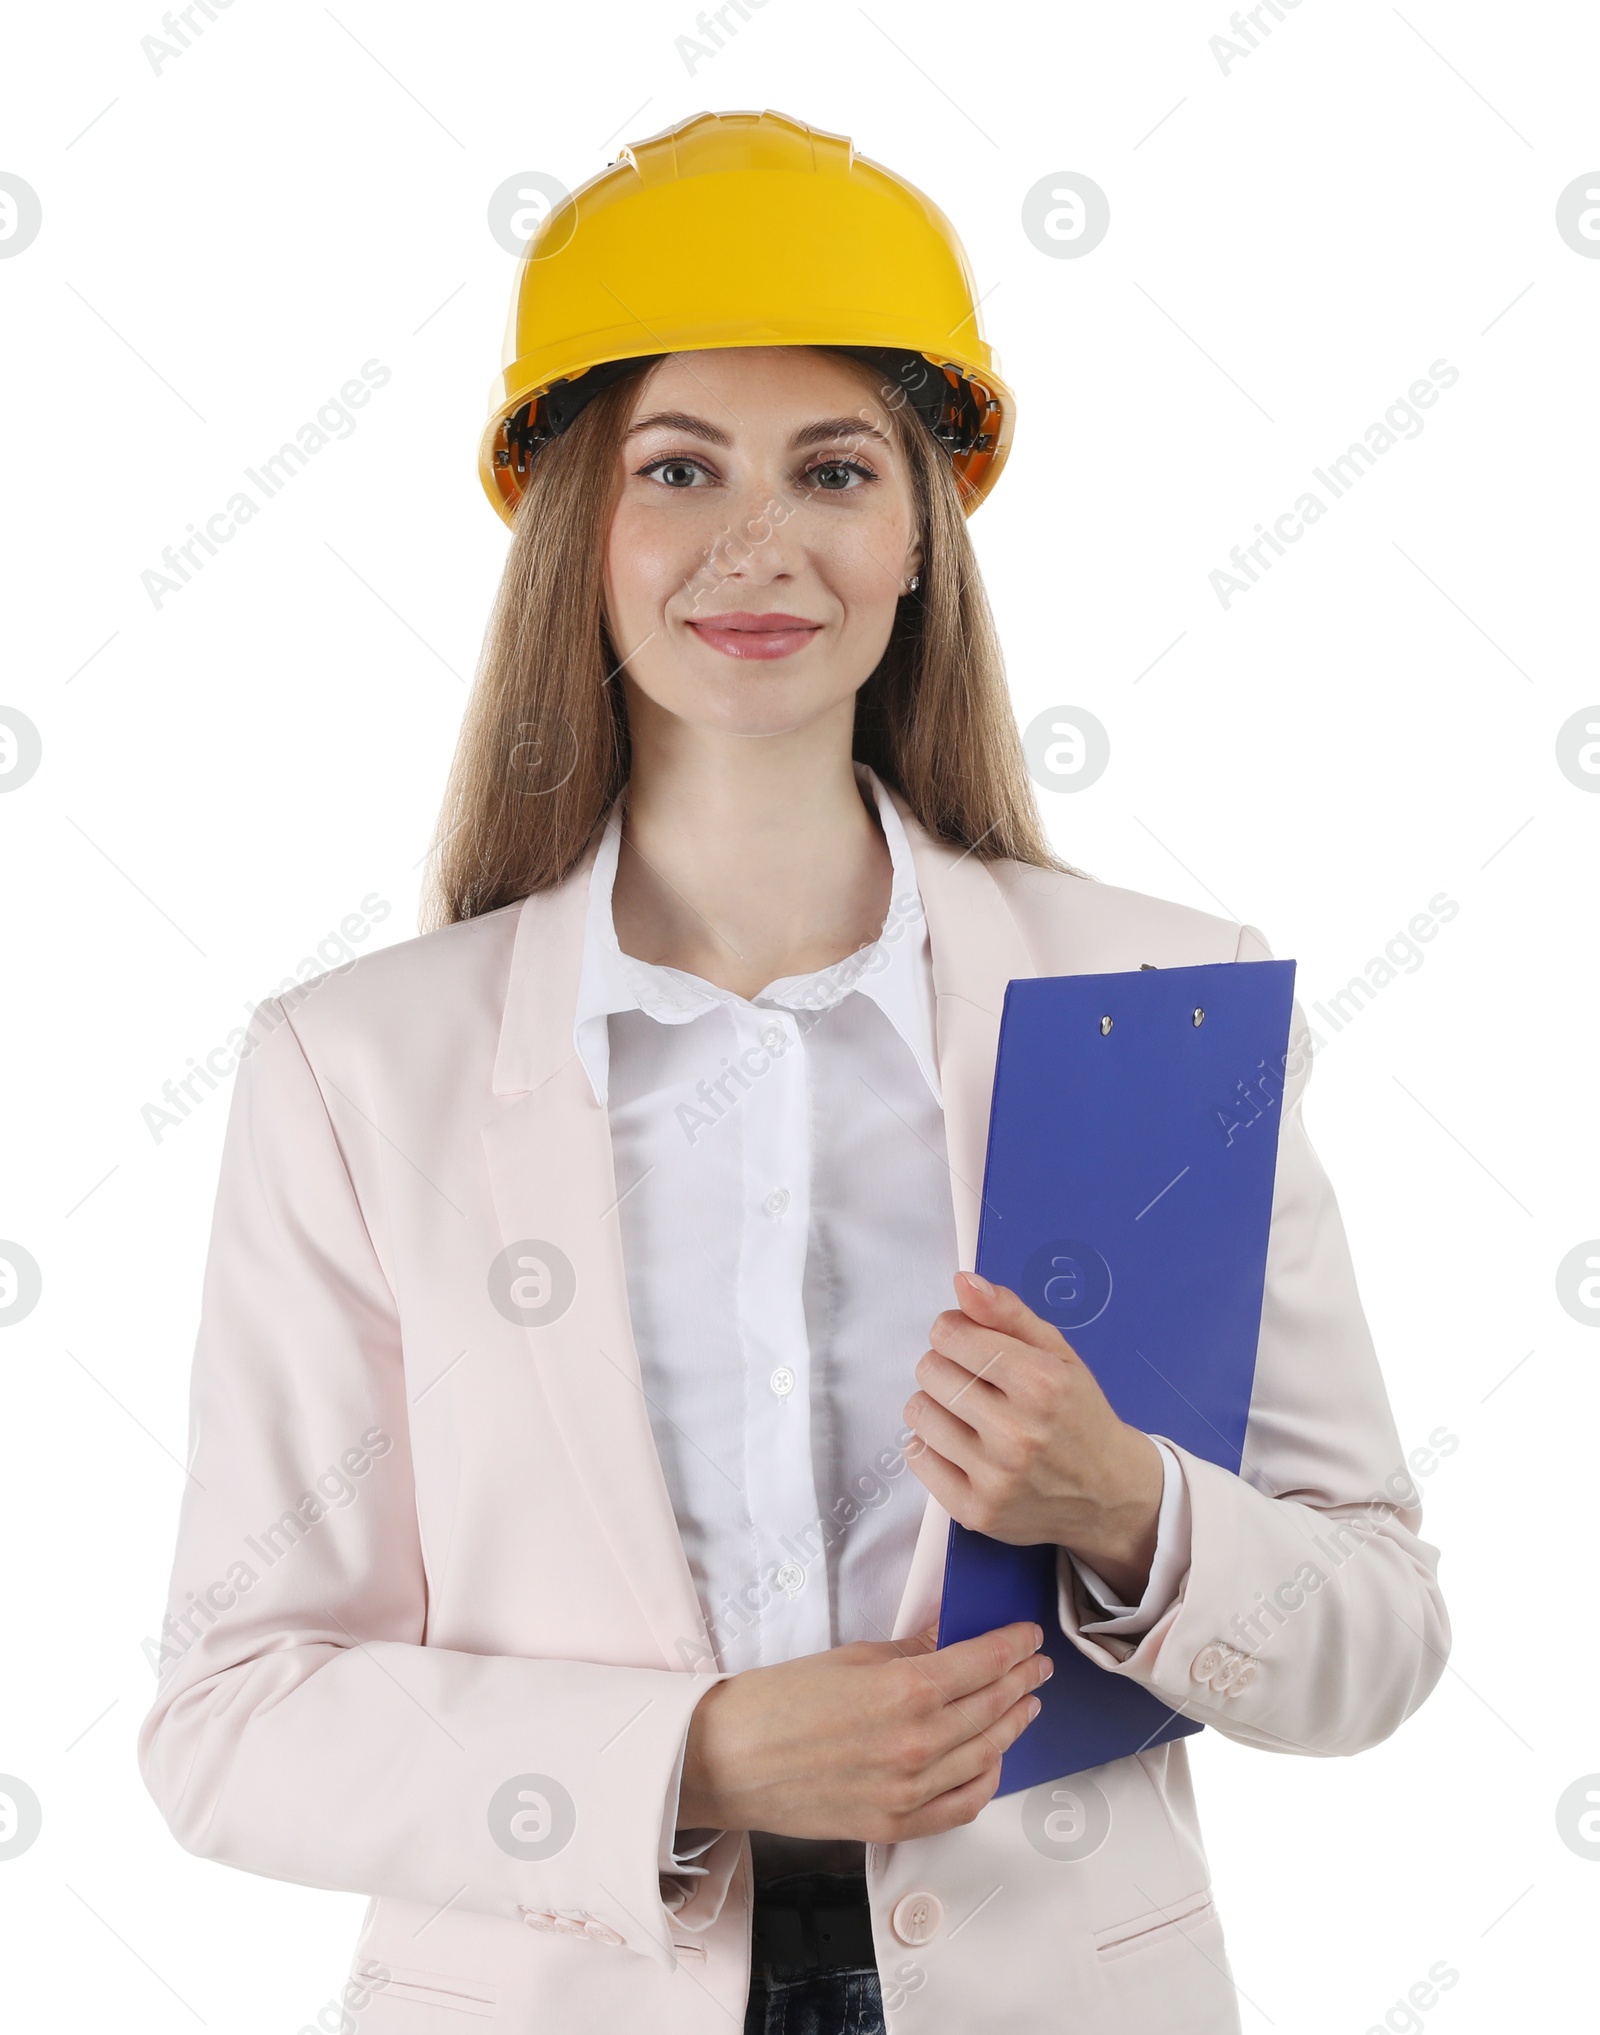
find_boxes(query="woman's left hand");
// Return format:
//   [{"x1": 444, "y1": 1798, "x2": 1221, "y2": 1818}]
[{"x1": 904, "y1": 1270, "x2": 1165, "y2": 1605}]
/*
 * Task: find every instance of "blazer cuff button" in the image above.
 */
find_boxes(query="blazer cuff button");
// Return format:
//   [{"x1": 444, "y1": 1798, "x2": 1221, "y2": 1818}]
[{"x1": 1190, "y1": 1643, "x2": 1227, "y2": 1684}]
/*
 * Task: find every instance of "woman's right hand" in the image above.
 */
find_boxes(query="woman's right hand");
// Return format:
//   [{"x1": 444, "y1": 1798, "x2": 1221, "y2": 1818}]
[{"x1": 676, "y1": 1621, "x2": 1052, "y2": 1843}]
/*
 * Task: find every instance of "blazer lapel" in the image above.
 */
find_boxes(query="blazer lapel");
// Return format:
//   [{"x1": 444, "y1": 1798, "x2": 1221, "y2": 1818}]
[
  {"x1": 480, "y1": 845, "x2": 713, "y2": 1674},
  {"x1": 884, "y1": 790, "x2": 1040, "y2": 1640}
]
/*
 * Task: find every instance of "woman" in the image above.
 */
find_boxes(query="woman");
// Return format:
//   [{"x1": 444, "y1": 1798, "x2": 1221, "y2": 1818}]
[{"x1": 140, "y1": 111, "x2": 1449, "y2": 2035}]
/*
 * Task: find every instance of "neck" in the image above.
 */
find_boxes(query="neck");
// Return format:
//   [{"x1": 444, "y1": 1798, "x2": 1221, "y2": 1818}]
[{"x1": 610, "y1": 696, "x2": 894, "y2": 999}]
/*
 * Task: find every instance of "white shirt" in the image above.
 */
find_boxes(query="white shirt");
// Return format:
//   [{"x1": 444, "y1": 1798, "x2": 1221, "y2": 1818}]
[{"x1": 572, "y1": 764, "x2": 1190, "y2": 1880}]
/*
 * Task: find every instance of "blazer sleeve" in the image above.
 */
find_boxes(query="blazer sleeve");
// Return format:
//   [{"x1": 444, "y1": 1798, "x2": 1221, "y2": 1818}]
[
  {"x1": 1055, "y1": 923, "x2": 1451, "y2": 1756},
  {"x1": 136, "y1": 996, "x2": 724, "y2": 1970}
]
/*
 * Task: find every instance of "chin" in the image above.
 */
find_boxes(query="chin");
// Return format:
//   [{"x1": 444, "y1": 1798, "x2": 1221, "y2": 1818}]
[{"x1": 650, "y1": 667, "x2": 862, "y2": 739}]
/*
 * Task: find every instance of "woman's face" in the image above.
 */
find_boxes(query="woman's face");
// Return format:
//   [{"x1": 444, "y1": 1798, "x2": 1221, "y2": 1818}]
[{"x1": 603, "y1": 347, "x2": 924, "y2": 740}]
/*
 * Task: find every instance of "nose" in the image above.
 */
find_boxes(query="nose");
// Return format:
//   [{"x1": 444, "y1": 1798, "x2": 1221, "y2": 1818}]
[{"x1": 697, "y1": 472, "x2": 807, "y2": 588}]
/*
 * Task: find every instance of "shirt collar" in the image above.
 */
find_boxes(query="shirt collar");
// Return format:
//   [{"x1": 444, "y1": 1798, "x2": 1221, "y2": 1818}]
[{"x1": 572, "y1": 762, "x2": 940, "y2": 1110}]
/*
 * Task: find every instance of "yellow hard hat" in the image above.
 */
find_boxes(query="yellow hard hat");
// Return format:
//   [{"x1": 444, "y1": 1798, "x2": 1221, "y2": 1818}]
[{"x1": 479, "y1": 108, "x2": 1014, "y2": 526}]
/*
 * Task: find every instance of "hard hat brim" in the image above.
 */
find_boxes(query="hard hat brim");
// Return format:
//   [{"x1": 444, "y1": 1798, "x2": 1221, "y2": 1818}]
[{"x1": 479, "y1": 337, "x2": 1014, "y2": 526}]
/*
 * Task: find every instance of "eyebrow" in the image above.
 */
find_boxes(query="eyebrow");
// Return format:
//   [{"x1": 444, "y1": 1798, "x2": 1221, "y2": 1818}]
[{"x1": 625, "y1": 410, "x2": 891, "y2": 450}]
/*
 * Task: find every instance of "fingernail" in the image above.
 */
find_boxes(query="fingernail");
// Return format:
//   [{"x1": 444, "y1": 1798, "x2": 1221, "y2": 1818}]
[
  {"x1": 1032, "y1": 1624, "x2": 1044, "y2": 1649},
  {"x1": 1038, "y1": 1657, "x2": 1055, "y2": 1680},
  {"x1": 963, "y1": 1271, "x2": 994, "y2": 1296},
  {"x1": 1026, "y1": 1697, "x2": 1042, "y2": 1720}
]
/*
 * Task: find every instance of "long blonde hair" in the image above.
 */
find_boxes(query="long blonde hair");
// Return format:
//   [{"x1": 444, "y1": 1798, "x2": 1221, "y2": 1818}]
[{"x1": 422, "y1": 351, "x2": 1068, "y2": 928}]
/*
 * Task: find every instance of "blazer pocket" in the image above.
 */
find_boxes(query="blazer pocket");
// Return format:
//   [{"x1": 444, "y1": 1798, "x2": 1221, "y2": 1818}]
[
  {"x1": 371, "y1": 1963, "x2": 498, "y2": 2017},
  {"x1": 1093, "y1": 1887, "x2": 1218, "y2": 1962}
]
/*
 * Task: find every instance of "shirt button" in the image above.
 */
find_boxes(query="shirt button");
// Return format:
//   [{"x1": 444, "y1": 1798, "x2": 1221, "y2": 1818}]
[
  {"x1": 775, "y1": 1561, "x2": 805, "y2": 1595},
  {"x1": 760, "y1": 1024, "x2": 786, "y2": 1054},
  {"x1": 891, "y1": 1892, "x2": 943, "y2": 1945},
  {"x1": 770, "y1": 1366, "x2": 796, "y2": 1397},
  {"x1": 763, "y1": 1187, "x2": 790, "y2": 1218}
]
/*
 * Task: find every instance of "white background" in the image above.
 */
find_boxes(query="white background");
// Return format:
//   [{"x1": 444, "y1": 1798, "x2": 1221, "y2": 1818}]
[{"x1": 2, "y1": 1, "x2": 1597, "y2": 2029}]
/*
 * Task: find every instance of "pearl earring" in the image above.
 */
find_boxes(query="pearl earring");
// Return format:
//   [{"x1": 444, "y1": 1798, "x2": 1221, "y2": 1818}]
[{"x1": 907, "y1": 573, "x2": 921, "y2": 592}]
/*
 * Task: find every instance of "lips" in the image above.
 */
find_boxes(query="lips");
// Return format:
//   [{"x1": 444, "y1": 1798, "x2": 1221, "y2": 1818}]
[{"x1": 686, "y1": 611, "x2": 823, "y2": 661}]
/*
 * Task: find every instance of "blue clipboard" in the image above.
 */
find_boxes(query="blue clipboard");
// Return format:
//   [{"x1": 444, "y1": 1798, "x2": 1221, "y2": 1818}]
[{"x1": 936, "y1": 957, "x2": 1297, "y2": 1794}]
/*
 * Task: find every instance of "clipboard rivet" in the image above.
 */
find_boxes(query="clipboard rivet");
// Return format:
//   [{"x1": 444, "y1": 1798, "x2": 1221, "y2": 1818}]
[
  {"x1": 1192, "y1": 1007, "x2": 1205, "y2": 1026},
  {"x1": 1099, "y1": 1015, "x2": 1113, "y2": 1035}
]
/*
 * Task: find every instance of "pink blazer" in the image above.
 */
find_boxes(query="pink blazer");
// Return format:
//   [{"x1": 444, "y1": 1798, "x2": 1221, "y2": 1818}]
[{"x1": 138, "y1": 787, "x2": 1448, "y2": 2033}]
